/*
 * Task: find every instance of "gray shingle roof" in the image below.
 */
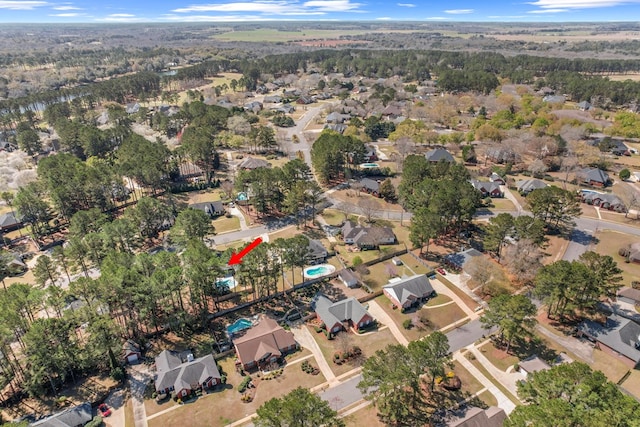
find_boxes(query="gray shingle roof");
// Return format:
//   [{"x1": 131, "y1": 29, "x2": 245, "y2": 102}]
[
  {"x1": 311, "y1": 294, "x2": 371, "y2": 329},
  {"x1": 238, "y1": 157, "x2": 270, "y2": 170},
  {"x1": 516, "y1": 179, "x2": 547, "y2": 194},
  {"x1": 0, "y1": 212, "x2": 23, "y2": 229},
  {"x1": 444, "y1": 248, "x2": 483, "y2": 269},
  {"x1": 578, "y1": 315, "x2": 640, "y2": 364},
  {"x1": 155, "y1": 350, "x2": 220, "y2": 392},
  {"x1": 383, "y1": 274, "x2": 434, "y2": 307},
  {"x1": 579, "y1": 168, "x2": 610, "y2": 184},
  {"x1": 307, "y1": 239, "x2": 328, "y2": 261},
  {"x1": 425, "y1": 148, "x2": 454, "y2": 163},
  {"x1": 31, "y1": 402, "x2": 92, "y2": 427}
]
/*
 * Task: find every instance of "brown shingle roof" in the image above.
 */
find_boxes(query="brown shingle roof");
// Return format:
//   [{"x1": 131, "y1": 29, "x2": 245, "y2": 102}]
[{"x1": 233, "y1": 316, "x2": 296, "y2": 366}]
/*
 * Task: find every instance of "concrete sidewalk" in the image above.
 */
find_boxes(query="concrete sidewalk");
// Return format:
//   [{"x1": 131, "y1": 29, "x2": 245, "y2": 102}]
[
  {"x1": 453, "y1": 350, "x2": 516, "y2": 414},
  {"x1": 366, "y1": 299, "x2": 409, "y2": 346}
]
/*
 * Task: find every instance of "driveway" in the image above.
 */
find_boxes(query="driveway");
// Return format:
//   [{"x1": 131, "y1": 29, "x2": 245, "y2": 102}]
[
  {"x1": 365, "y1": 299, "x2": 409, "y2": 346},
  {"x1": 103, "y1": 387, "x2": 127, "y2": 427},
  {"x1": 535, "y1": 324, "x2": 594, "y2": 363},
  {"x1": 291, "y1": 325, "x2": 338, "y2": 385},
  {"x1": 127, "y1": 364, "x2": 153, "y2": 427}
]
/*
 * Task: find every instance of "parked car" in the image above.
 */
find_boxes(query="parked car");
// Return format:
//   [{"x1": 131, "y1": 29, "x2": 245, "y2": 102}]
[
  {"x1": 98, "y1": 403, "x2": 111, "y2": 417},
  {"x1": 436, "y1": 268, "x2": 446, "y2": 275}
]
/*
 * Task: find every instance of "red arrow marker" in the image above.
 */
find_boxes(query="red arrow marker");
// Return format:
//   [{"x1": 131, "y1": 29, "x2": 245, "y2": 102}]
[{"x1": 228, "y1": 237, "x2": 263, "y2": 266}]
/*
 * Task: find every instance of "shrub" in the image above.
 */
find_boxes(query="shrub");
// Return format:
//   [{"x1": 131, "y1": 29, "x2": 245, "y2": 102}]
[
  {"x1": 352, "y1": 256, "x2": 363, "y2": 266},
  {"x1": 85, "y1": 416, "x2": 104, "y2": 427},
  {"x1": 237, "y1": 376, "x2": 252, "y2": 393},
  {"x1": 402, "y1": 319, "x2": 412, "y2": 330}
]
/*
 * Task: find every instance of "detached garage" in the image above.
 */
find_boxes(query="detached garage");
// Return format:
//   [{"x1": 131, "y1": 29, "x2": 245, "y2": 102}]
[{"x1": 123, "y1": 339, "x2": 142, "y2": 364}]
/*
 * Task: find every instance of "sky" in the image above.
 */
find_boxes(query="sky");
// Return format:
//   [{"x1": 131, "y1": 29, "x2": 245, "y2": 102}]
[{"x1": 1, "y1": 0, "x2": 640, "y2": 23}]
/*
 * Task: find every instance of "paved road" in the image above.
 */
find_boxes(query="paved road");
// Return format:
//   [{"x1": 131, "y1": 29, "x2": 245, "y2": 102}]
[
  {"x1": 281, "y1": 102, "x2": 336, "y2": 166},
  {"x1": 212, "y1": 225, "x2": 268, "y2": 245},
  {"x1": 563, "y1": 217, "x2": 640, "y2": 261}
]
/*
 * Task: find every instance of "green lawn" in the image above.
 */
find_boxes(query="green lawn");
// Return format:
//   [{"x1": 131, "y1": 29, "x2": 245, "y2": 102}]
[
  {"x1": 436, "y1": 276, "x2": 480, "y2": 311},
  {"x1": 321, "y1": 208, "x2": 347, "y2": 226},
  {"x1": 467, "y1": 354, "x2": 521, "y2": 406},
  {"x1": 478, "y1": 390, "x2": 498, "y2": 407},
  {"x1": 452, "y1": 360, "x2": 484, "y2": 396},
  {"x1": 425, "y1": 294, "x2": 453, "y2": 307}
]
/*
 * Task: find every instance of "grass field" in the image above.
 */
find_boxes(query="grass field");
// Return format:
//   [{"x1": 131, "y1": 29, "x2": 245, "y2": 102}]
[
  {"x1": 343, "y1": 404, "x2": 384, "y2": 427},
  {"x1": 212, "y1": 216, "x2": 241, "y2": 234},
  {"x1": 478, "y1": 390, "x2": 498, "y2": 407}
]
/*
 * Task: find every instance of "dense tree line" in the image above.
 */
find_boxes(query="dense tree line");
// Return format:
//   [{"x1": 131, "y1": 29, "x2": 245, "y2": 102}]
[{"x1": 310, "y1": 130, "x2": 366, "y2": 184}]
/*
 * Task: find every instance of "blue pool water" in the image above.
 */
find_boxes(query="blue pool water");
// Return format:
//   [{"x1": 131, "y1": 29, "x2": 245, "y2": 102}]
[
  {"x1": 304, "y1": 264, "x2": 336, "y2": 279},
  {"x1": 360, "y1": 163, "x2": 380, "y2": 168},
  {"x1": 215, "y1": 277, "x2": 237, "y2": 290},
  {"x1": 227, "y1": 318, "x2": 253, "y2": 335}
]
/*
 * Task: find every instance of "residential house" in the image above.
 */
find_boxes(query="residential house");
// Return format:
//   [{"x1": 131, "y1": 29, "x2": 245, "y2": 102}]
[
  {"x1": 518, "y1": 355, "x2": 551, "y2": 377},
  {"x1": 238, "y1": 157, "x2": 270, "y2": 170},
  {"x1": 306, "y1": 239, "x2": 328, "y2": 265},
  {"x1": 338, "y1": 268, "x2": 358, "y2": 288},
  {"x1": 588, "y1": 137, "x2": 629, "y2": 156},
  {"x1": 216, "y1": 100, "x2": 235, "y2": 109},
  {"x1": 283, "y1": 89, "x2": 301, "y2": 98},
  {"x1": 154, "y1": 350, "x2": 222, "y2": 397},
  {"x1": 0, "y1": 212, "x2": 23, "y2": 232},
  {"x1": 341, "y1": 220, "x2": 396, "y2": 249},
  {"x1": 578, "y1": 314, "x2": 640, "y2": 368},
  {"x1": 311, "y1": 293, "x2": 374, "y2": 333},
  {"x1": 536, "y1": 86, "x2": 554, "y2": 96},
  {"x1": 425, "y1": 147, "x2": 454, "y2": 163},
  {"x1": 580, "y1": 192, "x2": 626, "y2": 212},
  {"x1": 273, "y1": 104, "x2": 296, "y2": 114},
  {"x1": 189, "y1": 201, "x2": 225, "y2": 218},
  {"x1": 446, "y1": 406, "x2": 506, "y2": 427},
  {"x1": 619, "y1": 243, "x2": 640, "y2": 264},
  {"x1": 326, "y1": 112, "x2": 349, "y2": 124},
  {"x1": 364, "y1": 145, "x2": 378, "y2": 162},
  {"x1": 485, "y1": 147, "x2": 518, "y2": 164},
  {"x1": 618, "y1": 287, "x2": 640, "y2": 305},
  {"x1": 381, "y1": 105, "x2": 403, "y2": 120},
  {"x1": 324, "y1": 123, "x2": 347, "y2": 134},
  {"x1": 296, "y1": 96, "x2": 314, "y2": 105},
  {"x1": 383, "y1": 274, "x2": 435, "y2": 311},
  {"x1": 516, "y1": 179, "x2": 547, "y2": 195},
  {"x1": 577, "y1": 168, "x2": 610, "y2": 187},
  {"x1": 263, "y1": 95, "x2": 282, "y2": 104},
  {"x1": 233, "y1": 316, "x2": 298, "y2": 371},
  {"x1": 31, "y1": 402, "x2": 92, "y2": 427},
  {"x1": 470, "y1": 180, "x2": 503, "y2": 198},
  {"x1": 577, "y1": 100, "x2": 592, "y2": 111},
  {"x1": 122, "y1": 339, "x2": 142, "y2": 364},
  {"x1": 543, "y1": 95, "x2": 566, "y2": 104},
  {"x1": 125, "y1": 102, "x2": 141, "y2": 114},
  {"x1": 489, "y1": 172, "x2": 505, "y2": 185},
  {"x1": 360, "y1": 178, "x2": 380, "y2": 197},
  {"x1": 244, "y1": 101, "x2": 263, "y2": 113},
  {"x1": 444, "y1": 248, "x2": 483, "y2": 270}
]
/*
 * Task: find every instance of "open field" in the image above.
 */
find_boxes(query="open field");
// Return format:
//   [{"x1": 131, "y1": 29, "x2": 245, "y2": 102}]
[{"x1": 212, "y1": 28, "x2": 411, "y2": 43}]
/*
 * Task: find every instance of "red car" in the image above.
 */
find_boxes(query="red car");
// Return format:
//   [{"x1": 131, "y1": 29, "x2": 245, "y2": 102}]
[
  {"x1": 98, "y1": 403, "x2": 111, "y2": 417},
  {"x1": 436, "y1": 268, "x2": 447, "y2": 276}
]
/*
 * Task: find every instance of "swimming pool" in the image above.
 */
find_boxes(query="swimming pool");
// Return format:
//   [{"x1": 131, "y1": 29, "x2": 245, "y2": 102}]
[
  {"x1": 304, "y1": 264, "x2": 336, "y2": 279},
  {"x1": 359, "y1": 163, "x2": 380, "y2": 168},
  {"x1": 227, "y1": 318, "x2": 253, "y2": 335},
  {"x1": 215, "y1": 276, "x2": 237, "y2": 290}
]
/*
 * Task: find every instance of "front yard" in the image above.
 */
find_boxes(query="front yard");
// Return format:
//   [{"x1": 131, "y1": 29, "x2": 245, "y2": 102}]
[
  {"x1": 212, "y1": 215, "x2": 241, "y2": 234},
  {"x1": 147, "y1": 353, "x2": 326, "y2": 427},
  {"x1": 375, "y1": 294, "x2": 467, "y2": 342},
  {"x1": 308, "y1": 325, "x2": 399, "y2": 377}
]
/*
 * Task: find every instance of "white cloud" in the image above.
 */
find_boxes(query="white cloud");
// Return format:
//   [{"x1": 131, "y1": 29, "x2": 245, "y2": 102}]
[
  {"x1": 96, "y1": 13, "x2": 147, "y2": 21},
  {"x1": 526, "y1": 0, "x2": 640, "y2": 10},
  {"x1": 426, "y1": 16, "x2": 449, "y2": 19},
  {"x1": 52, "y1": 4, "x2": 81, "y2": 10},
  {"x1": 397, "y1": 2, "x2": 416, "y2": 6},
  {"x1": 0, "y1": 1, "x2": 48, "y2": 10},
  {"x1": 161, "y1": 13, "x2": 295, "y2": 21},
  {"x1": 376, "y1": 16, "x2": 392, "y2": 19},
  {"x1": 527, "y1": 8, "x2": 569, "y2": 12},
  {"x1": 50, "y1": 12, "x2": 81, "y2": 16},
  {"x1": 488, "y1": 15, "x2": 526, "y2": 18},
  {"x1": 444, "y1": 8, "x2": 474, "y2": 14},
  {"x1": 173, "y1": 0, "x2": 363, "y2": 15}
]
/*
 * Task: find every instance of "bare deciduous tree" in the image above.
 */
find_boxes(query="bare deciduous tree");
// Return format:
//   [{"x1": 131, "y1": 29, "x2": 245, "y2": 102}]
[
  {"x1": 358, "y1": 197, "x2": 381, "y2": 223},
  {"x1": 503, "y1": 239, "x2": 544, "y2": 286},
  {"x1": 465, "y1": 256, "x2": 498, "y2": 294}
]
